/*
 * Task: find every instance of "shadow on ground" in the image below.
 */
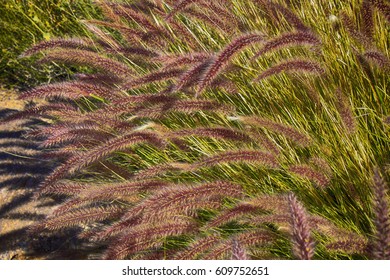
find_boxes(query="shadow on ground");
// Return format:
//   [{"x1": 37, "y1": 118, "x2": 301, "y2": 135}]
[{"x1": 0, "y1": 106, "x2": 101, "y2": 259}]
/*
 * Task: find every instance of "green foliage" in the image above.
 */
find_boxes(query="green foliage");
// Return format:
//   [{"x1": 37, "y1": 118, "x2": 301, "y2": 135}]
[{"x1": 0, "y1": 0, "x2": 100, "y2": 89}]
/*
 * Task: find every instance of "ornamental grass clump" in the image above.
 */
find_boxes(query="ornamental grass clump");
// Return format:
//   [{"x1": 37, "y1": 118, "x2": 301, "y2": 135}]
[{"x1": 7, "y1": 0, "x2": 389, "y2": 259}]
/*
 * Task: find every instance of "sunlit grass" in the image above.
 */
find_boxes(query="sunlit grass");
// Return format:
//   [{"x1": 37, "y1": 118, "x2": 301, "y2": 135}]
[
  {"x1": 6, "y1": 0, "x2": 389, "y2": 259},
  {"x1": 0, "y1": 0, "x2": 100, "y2": 89}
]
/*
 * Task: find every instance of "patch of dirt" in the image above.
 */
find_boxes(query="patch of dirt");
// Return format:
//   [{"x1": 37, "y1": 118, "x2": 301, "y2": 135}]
[
  {"x1": 0, "y1": 89, "x2": 26, "y2": 110},
  {"x1": 0, "y1": 88, "x2": 86, "y2": 259}
]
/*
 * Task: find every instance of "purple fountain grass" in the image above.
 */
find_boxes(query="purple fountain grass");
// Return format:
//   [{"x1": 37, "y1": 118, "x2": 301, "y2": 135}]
[
  {"x1": 250, "y1": 194, "x2": 289, "y2": 214},
  {"x1": 110, "y1": 91, "x2": 178, "y2": 106},
  {"x1": 94, "y1": 161, "x2": 135, "y2": 179},
  {"x1": 73, "y1": 73, "x2": 124, "y2": 86},
  {"x1": 107, "y1": 238, "x2": 165, "y2": 260},
  {"x1": 35, "y1": 155, "x2": 91, "y2": 199},
  {"x1": 79, "y1": 179, "x2": 170, "y2": 202},
  {"x1": 340, "y1": 12, "x2": 371, "y2": 47},
  {"x1": 144, "y1": 199, "x2": 223, "y2": 223},
  {"x1": 50, "y1": 198, "x2": 88, "y2": 217},
  {"x1": 110, "y1": 46, "x2": 159, "y2": 59},
  {"x1": 362, "y1": 0, "x2": 374, "y2": 38},
  {"x1": 39, "y1": 123, "x2": 113, "y2": 148},
  {"x1": 231, "y1": 238, "x2": 249, "y2": 260},
  {"x1": 173, "y1": 58, "x2": 214, "y2": 92},
  {"x1": 20, "y1": 38, "x2": 95, "y2": 57},
  {"x1": 52, "y1": 190, "x2": 137, "y2": 218},
  {"x1": 119, "y1": 181, "x2": 244, "y2": 222},
  {"x1": 203, "y1": 230, "x2": 274, "y2": 260},
  {"x1": 132, "y1": 162, "x2": 192, "y2": 180},
  {"x1": 183, "y1": 7, "x2": 232, "y2": 34},
  {"x1": 84, "y1": 19, "x2": 146, "y2": 44},
  {"x1": 104, "y1": 219, "x2": 197, "y2": 259},
  {"x1": 252, "y1": 31, "x2": 321, "y2": 60},
  {"x1": 364, "y1": 50, "x2": 390, "y2": 69},
  {"x1": 253, "y1": 59, "x2": 325, "y2": 81},
  {"x1": 302, "y1": 81, "x2": 321, "y2": 107},
  {"x1": 38, "y1": 49, "x2": 134, "y2": 77},
  {"x1": 19, "y1": 81, "x2": 117, "y2": 101},
  {"x1": 91, "y1": 216, "x2": 143, "y2": 242},
  {"x1": 210, "y1": 77, "x2": 238, "y2": 94},
  {"x1": 370, "y1": 169, "x2": 390, "y2": 259},
  {"x1": 354, "y1": 50, "x2": 375, "y2": 78},
  {"x1": 250, "y1": 210, "x2": 336, "y2": 234},
  {"x1": 173, "y1": 235, "x2": 221, "y2": 260},
  {"x1": 46, "y1": 119, "x2": 122, "y2": 143},
  {"x1": 134, "y1": 181, "x2": 244, "y2": 215},
  {"x1": 170, "y1": 127, "x2": 253, "y2": 143},
  {"x1": 167, "y1": 19, "x2": 201, "y2": 49},
  {"x1": 156, "y1": 51, "x2": 206, "y2": 64},
  {"x1": 14, "y1": 0, "x2": 384, "y2": 260},
  {"x1": 151, "y1": 0, "x2": 164, "y2": 10},
  {"x1": 197, "y1": 33, "x2": 265, "y2": 95},
  {"x1": 50, "y1": 110, "x2": 135, "y2": 131},
  {"x1": 83, "y1": 21, "x2": 121, "y2": 50},
  {"x1": 39, "y1": 146, "x2": 79, "y2": 160},
  {"x1": 135, "y1": 99, "x2": 235, "y2": 118},
  {"x1": 369, "y1": 0, "x2": 390, "y2": 23},
  {"x1": 195, "y1": 150, "x2": 280, "y2": 169},
  {"x1": 335, "y1": 88, "x2": 357, "y2": 135},
  {"x1": 1, "y1": 103, "x2": 78, "y2": 124},
  {"x1": 40, "y1": 180, "x2": 90, "y2": 196},
  {"x1": 267, "y1": 1, "x2": 310, "y2": 32},
  {"x1": 246, "y1": 129, "x2": 281, "y2": 155},
  {"x1": 132, "y1": 250, "x2": 173, "y2": 260},
  {"x1": 288, "y1": 193, "x2": 315, "y2": 260},
  {"x1": 198, "y1": 1, "x2": 237, "y2": 26},
  {"x1": 326, "y1": 235, "x2": 368, "y2": 255},
  {"x1": 288, "y1": 164, "x2": 330, "y2": 188},
  {"x1": 249, "y1": 213, "x2": 290, "y2": 228},
  {"x1": 40, "y1": 205, "x2": 126, "y2": 231},
  {"x1": 205, "y1": 203, "x2": 264, "y2": 229},
  {"x1": 251, "y1": 0, "x2": 279, "y2": 24},
  {"x1": 64, "y1": 131, "x2": 167, "y2": 173},
  {"x1": 158, "y1": 52, "x2": 210, "y2": 70},
  {"x1": 105, "y1": 2, "x2": 161, "y2": 32},
  {"x1": 124, "y1": 0, "x2": 163, "y2": 14},
  {"x1": 165, "y1": 0, "x2": 202, "y2": 21},
  {"x1": 36, "y1": 131, "x2": 167, "y2": 196},
  {"x1": 238, "y1": 116, "x2": 312, "y2": 147},
  {"x1": 95, "y1": 0, "x2": 122, "y2": 22},
  {"x1": 123, "y1": 68, "x2": 183, "y2": 90},
  {"x1": 309, "y1": 157, "x2": 332, "y2": 177}
]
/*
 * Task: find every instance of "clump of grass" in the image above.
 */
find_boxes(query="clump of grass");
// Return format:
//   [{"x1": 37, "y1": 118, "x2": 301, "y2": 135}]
[
  {"x1": 0, "y1": 0, "x2": 100, "y2": 89},
  {"x1": 9, "y1": 0, "x2": 390, "y2": 259}
]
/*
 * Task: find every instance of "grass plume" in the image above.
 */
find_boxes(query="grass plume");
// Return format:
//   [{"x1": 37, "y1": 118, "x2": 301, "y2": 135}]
[
  {"x1": 197, "y1": 33, "x2": 265, "y2": 95},
  {"x1": 253, "y1": 59, "x2": 324, "y2": 81},
  {"x1": 288, "y1": 193, "x2": 315, "y2": 260}
]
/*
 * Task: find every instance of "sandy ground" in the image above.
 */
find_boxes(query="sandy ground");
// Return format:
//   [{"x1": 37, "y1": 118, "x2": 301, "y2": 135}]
[
  {"x1": 0, "y1": 89, "x2": 51, "y2": 259},
  {"x1": 0, "y1": 89, "x2": 87, "y2": 259}
]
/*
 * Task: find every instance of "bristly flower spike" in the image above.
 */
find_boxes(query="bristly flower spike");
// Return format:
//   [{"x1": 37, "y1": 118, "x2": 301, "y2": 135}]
[
  {"x1": 19, "y1": 38, "x2": 95, "y2": 57},
  {"x1": 371, "y1": 168, "x2": 390, "y2": 259},
  {"x1": 197, "y1": 33, "x2": 265, "y2": 96},
  {"x1": 253, "y1": 59, "x2": 324, "y2": 81},
  {"x1": 288, "y1": 164, "x2": 330, "y2": 188},
  {"x1": 335, "y1": 88, "x2": 357, "y2": 135},
  {"x1": 231, "y1": 238, "x2": 249, "y2": 260},
  {"x1": 165, "y1": 0, "x2": 202, "y2": 21},
  {"x1": 252, "y1": 31, "x2": 321, "y2": 60},
  {"x1": 288, "y1": 193, "x2": 315, "y2": 260}
]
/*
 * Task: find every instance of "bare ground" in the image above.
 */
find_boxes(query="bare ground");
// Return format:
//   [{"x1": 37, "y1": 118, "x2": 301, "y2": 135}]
[{"x1": 0, "y1": 89, "x2": 91, "y2": 259}]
